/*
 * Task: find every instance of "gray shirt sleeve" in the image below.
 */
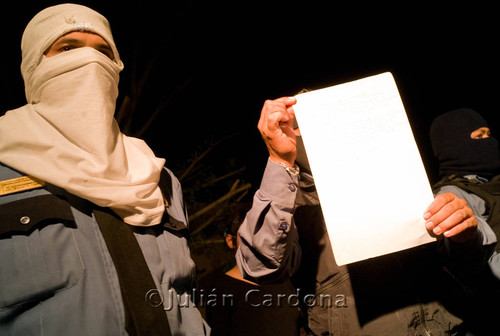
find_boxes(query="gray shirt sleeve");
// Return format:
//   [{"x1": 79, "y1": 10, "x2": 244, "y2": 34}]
[{"x1": 236, "y1": 159, "x2": 301, "y2": 283}]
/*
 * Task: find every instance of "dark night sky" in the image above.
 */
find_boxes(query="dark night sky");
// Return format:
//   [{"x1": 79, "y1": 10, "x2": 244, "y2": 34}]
[{"x1": 1, "y1": 1, "x2": 498, "y2": 187}]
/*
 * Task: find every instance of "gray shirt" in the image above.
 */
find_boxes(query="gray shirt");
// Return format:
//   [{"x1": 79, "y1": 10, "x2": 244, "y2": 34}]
[
  {"x1": 236, "y1": 159, "x2": 301, "y2": 282},
  {"x1": 0, "y1": 163, "x2": 209, "y2": 336}
]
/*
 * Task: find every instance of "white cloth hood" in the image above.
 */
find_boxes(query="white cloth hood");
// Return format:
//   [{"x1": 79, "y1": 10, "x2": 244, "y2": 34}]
[
  {"x1": 0, "y1": 4, "x2": 167, "y2": 226},
  {"x1": 21, "y1": 3, "x2": 123, "y2": 102}
]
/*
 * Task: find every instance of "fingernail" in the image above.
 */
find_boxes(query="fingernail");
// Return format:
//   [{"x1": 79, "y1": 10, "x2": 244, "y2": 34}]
[
  {"x1": 425, "y1": 221, "x2": 434, "y2": 230},
  {"x1": 433, "y1": 227, "x2": 442, "y2": 235},
  {"x1": 423, "y1": 212, "x2": 431, "y2": 220}
]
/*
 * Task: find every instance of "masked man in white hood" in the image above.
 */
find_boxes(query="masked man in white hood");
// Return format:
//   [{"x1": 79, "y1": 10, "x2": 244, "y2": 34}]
[{"x1": 0, "y1": 4, "x2": 209, "y2": 335}]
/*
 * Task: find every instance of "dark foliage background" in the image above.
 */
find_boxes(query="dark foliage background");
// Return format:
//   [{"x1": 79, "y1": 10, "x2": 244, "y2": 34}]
[{"x1": 2, "y1": 1, "x2": 497, "y2": 277}]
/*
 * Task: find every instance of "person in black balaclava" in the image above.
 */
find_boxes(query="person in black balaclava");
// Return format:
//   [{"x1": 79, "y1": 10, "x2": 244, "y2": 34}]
[
  {"x1": 430, "y1": 107, "x2": 500, "y2": 269},
  {"x1": 427, "y1": 107, "x2": 500, "y2": 334},
  {"x1": 430, "y1": 108, "x2": 500, "y2": 180},
  {"x1": 430, "y1": 108, "x2": 500, "y2": 247}
]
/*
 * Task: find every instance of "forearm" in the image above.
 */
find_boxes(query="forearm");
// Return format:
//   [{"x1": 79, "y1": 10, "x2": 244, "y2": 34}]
[{"x1": 236, "y1": 159, "x2": 301, "y2": 283}]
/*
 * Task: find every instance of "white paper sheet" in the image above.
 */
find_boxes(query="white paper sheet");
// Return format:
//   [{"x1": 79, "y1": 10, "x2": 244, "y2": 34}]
[{"x1": 294, "y1": 72, "x2": 436, "y2": 265}]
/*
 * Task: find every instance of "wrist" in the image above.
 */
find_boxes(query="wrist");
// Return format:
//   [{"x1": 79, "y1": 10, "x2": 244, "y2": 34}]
[
  {"x1": 268, "y1": 157, "x2": 300, "y2": 177},
  {"x1": 269, "y1": 155, "x2": 295, "y2": 168},
  {"x1": 260, "y1": 159, "x2": 299, "y2": 208},
  {"x1": 281, "y1": 162, "x2": 300, "y2": 176}
]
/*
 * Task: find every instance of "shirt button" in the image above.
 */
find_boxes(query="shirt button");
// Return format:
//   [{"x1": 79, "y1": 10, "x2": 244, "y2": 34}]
[
  {"x1": 20, "y1": 216, "x2": 30, "y2": 225},
  {"x1": 288, "y1": 183, "x2": 297, "y2": 192},
  {"x1": 279, "y1": 222, "x2": 288, "y2": 231}
]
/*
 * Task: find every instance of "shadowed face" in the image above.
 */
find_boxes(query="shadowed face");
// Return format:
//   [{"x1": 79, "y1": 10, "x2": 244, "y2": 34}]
[
  {"x1": 470, "y1": 127, "x2": 491, "y2": 139},
  {"x1": 44, "y1": 31, "x2": 114, "y2": 60}
]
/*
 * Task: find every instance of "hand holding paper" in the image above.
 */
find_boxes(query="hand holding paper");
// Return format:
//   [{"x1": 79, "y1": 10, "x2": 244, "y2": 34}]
[
  {"x1": 258, "y1": 97, "x2": 298, "y2": 167},
  {"x1": 425, "y1": 192, "x2": 478, "y2": 243},
  {"x1": 258, "y1": 72, "x2": 479, "y2": 265}
]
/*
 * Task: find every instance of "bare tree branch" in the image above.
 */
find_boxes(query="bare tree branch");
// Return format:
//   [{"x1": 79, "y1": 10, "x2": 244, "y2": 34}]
[
  {"x1": 189, "y1": 181, "x2": 251, "y2": 227},
  {"x1": 135, "y1": 78, "x2": 192, "y2": 137},
  {"x1": 178, "y1": 134, "x2": 236, "y2": 182},
  {"x1": 201, "y1": 167, "x2": 246, "y2": 188}
]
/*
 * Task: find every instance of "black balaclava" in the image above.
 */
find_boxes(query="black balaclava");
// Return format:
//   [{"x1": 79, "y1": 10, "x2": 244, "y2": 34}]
[{"x1": 430, "y1": 108, "x2": 500, "y2": 180}]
